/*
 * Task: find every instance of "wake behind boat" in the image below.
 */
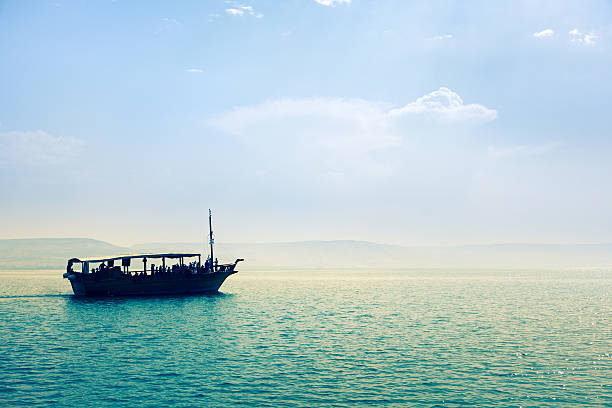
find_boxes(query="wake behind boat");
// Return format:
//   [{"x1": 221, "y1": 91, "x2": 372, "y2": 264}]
[{"x1": 62, "y1": 210, "x2": 243, "y2": 296}]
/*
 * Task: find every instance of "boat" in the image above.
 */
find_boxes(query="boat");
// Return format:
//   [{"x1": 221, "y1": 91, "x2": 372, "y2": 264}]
[{"x1": 62, "y1": 210, "x2": 243, "y2": 296}]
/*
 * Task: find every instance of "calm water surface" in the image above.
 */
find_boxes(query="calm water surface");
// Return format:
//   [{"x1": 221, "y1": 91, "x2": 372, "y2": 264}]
[{"x1": 0, "y1": 269, "x2": 610, "y2": 407}]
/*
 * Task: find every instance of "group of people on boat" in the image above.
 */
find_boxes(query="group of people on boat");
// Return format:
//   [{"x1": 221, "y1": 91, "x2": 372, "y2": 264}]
[
  {"x1": 87, "y1": 263, "x2": 122, "y2": 278},
  {"x1": 88, "y1": 256, "x2": 223, "y2": 278}
]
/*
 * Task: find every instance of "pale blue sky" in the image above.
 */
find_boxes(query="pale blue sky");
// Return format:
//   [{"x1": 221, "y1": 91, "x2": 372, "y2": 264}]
[{"x1": 1, "y1": 0, "x2": 611, "y2": 246}]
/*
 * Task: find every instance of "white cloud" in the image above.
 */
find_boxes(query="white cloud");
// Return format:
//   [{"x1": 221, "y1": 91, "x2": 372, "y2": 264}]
[
  {"x1": 225, "y1": 8, "x2": 244, "y2": 16},
  {"x1": 569, "y1": 28, "x2": 598, "y2": 45},
  {"x1": 214, "y1": 88, "x2": 496, "y2": 139},
  {"x1": 488, "y1": 142, "x2": 563, "y2": 159},
  {"x1": 211, "y1": 88, "x2": 496, "y2": 182},
  {"x1": 213, "y1": 97, "x2": 396, "y2": 150},
  {"x1": 433, "y1": 34, "x2": 453, "y2": 40},
  {"x1": 0, "y1": 130, "x2": 84, "y2": 165},
  {"x1": 533, "y1": 29, "x2": 554, "y2": 38},
  {"x1": 314, "y1": 0, "x2": 351, "y2": 6},
  {"x1": 225, "y1": 5, "x2": 263, "y2": 18},
  {"x1": 186, "y1": 68, "x2": 204, "y2": 73},
  {"x1": 212, "y1": 98, "x2": 396, "y2": 183},
  {"x1": 389, "y1": 87, "x2": 498, "y2": 123}
]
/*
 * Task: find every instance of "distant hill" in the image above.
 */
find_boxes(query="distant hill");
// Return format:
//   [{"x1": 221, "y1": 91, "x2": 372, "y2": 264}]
[
  {"x1": 0, "y1": 238, "x2": 129, "y2": 270},
  {"x1": 2, "y1": 238, "x2": 612, "y2": 270},
  {"x1": 132, "y1": 241, "x2": 612, "y2": 269},
  {"x1": 131, "y1": 240, "x2": 409, "y2": 269}
]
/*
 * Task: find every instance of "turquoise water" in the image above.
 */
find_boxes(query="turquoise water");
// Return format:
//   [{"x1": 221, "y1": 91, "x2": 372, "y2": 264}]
[{"x1": 0, "y1": 269, "x2": 610, "y2": 407}]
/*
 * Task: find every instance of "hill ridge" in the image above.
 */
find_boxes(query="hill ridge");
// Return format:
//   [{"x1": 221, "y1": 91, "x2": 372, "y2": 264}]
[{"x1": 2, "y1": 238, "x2": 612, "y2": 270}]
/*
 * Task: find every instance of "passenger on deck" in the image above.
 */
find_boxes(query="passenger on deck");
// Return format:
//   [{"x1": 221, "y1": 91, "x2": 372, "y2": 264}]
[{"x1": 205, "y1": 257, "x2": 211, "y2": 272}]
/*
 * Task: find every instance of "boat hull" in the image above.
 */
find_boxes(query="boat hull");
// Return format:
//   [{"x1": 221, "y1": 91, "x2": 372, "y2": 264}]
[{"x1": 68, "y1": 271, "x2": 236, "y2": 297}]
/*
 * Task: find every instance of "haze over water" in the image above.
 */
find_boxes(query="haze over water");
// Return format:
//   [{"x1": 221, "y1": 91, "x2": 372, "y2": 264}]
[{"x1": 1, "y1": 269, "x2": 609, "y2": 407}]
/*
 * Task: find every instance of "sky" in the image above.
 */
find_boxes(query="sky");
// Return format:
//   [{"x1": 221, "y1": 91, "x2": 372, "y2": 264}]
[{"x1": 1, "y1": 0, "x2": 611, "y2": 246}]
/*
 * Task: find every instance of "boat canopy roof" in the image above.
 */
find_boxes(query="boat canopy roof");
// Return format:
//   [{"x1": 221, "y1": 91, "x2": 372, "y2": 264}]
[{"x1": 70, "y1": 253, "x2": 201, "y2": 263}]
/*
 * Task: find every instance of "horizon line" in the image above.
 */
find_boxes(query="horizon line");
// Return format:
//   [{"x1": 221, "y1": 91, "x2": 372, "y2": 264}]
[{"x1": 2, "y1": 237, "x2": 612, "y2": 248}]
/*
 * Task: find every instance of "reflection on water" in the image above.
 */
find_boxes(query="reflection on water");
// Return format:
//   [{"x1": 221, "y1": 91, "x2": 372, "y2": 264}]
[{"x1": 0, "y1": 269, "x2": 610, "y2": 407}]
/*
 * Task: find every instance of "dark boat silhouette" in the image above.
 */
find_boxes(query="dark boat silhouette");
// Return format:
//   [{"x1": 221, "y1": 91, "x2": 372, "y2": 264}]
[{"x1": 62, "y1": 210, "x2": 243, "y2": 296}]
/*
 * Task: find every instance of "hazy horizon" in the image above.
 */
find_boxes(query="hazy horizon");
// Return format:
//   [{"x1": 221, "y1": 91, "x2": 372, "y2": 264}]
[
  {"x1": 3, "y1": 237, "x2": 612, "y2": 270},
  {"x1": 4, "y1": 236, "x2": 612, "y2": 249},
  {"x1": 5, "y1": 235, "x2": 612, "y2": 245},
  {"x1": 2, "y1": 1, "x2": 612, "y2": 247}
]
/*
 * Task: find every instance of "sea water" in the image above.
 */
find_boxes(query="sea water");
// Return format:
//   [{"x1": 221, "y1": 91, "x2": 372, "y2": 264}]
[{"x1": 0, "y1": 269, "x2": 610, "y2": 407}]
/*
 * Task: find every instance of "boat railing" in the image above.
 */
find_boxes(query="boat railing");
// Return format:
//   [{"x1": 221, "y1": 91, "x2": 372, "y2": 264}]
[{"x1": 66, "y1": 257, "x2": 244, "y2": 277}]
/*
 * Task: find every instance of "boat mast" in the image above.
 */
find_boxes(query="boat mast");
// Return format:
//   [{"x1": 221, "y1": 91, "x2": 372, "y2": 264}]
[{"x1": 209, "y1": 209, "x2": 214, "y2": 271}]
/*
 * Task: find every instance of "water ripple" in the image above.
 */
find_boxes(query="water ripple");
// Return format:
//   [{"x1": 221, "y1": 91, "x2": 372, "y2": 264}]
[{"x1": 0, "y1": 269, "x2": 610, "y2": 407}]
